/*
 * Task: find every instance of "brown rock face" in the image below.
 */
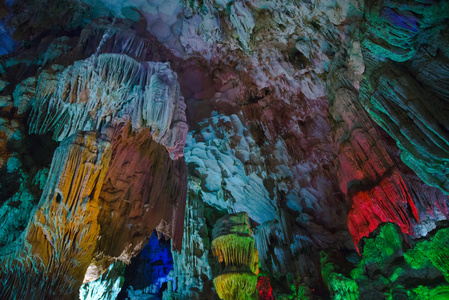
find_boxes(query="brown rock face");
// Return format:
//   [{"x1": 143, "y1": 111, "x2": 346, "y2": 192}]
[{"x1": 94, "y1": 124, "x2": 186, "y2": 267}]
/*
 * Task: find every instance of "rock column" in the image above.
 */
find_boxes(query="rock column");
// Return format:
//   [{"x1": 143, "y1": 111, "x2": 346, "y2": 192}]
[{"x1": 212, "y1": 212, "x2": 259, "y2": 300}]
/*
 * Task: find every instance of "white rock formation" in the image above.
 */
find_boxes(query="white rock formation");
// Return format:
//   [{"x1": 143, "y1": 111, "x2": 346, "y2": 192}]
[
  {"x1": 28, "y1": 53, "x2": 187, "y2": 159},
  {"x1": 185, "y1": 113, "x2": 278, "y2": 224},
  {"x1": 171, "y1": 178, "x2": 213, "y2": 299}
]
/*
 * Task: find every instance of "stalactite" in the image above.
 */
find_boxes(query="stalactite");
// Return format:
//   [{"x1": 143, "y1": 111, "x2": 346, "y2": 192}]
[
  {"x1": 1, "y1": 0, "x2": 448, "y2": 297},
  {"x1": 212, "y1": 234, "x2": 259, "y2": 273},
  {"x1": 252, "y1": 210, "x2": 303, "y2": 276},
  {"x1": 326, "y1": 48, "x2": 437, "y2": 249},
  {"x1": 28, "y1": 53, "x2": 187, "y2": 159},
  {"x1": 359, "y1": 0, "x2": 449, "y2": 194},
  {"x1": 171, "y1": 179, "x2": 213, "y2": 299},
  {"x1": 0, "y1": 48, "x2": 188, "y2": 297}
]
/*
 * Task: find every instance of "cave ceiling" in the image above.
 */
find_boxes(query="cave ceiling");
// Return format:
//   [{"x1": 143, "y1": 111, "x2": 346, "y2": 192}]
[{"x1": 0, "y1": 0, "x2": 448, "y2": 299}]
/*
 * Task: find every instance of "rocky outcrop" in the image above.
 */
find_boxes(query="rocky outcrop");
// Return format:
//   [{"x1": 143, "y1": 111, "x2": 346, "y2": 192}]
[
  {"x1": 0, "y1": 124, "x2": 184, "y2": 299},
  {"x1": 0, "y1": 28, "x2": 188, "y2": 297},
  {"x1": 327, "y1": 40, "x2": 448, "y2": 249},
  {"x1": 359, "y1": 0, "x2": 449, "y2": 195},
  {"x1": 28, "y1": 53, "x2": 187, "y2": 159},
  {"x1": 92, "y1": 124, "x2": 186, "y2": 273},
  {"x1": 185, "y1": 114, "x2": 277, "y2": 224},
  {"x1": 322, "y1": 222, "x2": 449, "y2": 299},
  {"x1": 0, "y1": 126, "x2": 186, "y2": 299}
]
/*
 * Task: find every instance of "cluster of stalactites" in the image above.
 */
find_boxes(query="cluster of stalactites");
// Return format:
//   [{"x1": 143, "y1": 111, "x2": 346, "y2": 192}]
[
  {"x1": 28, "y1": 53, "x2": 187, "y2": 159},
  {"x1": 212, "y1": 234, "x2": 259, "y2": 274},
  {"x1": 211, "y1": 212, "x2": 259, "y2": 300},
  {"x1": 0, "y1": 132, "x2": 112, "y2": 299}
]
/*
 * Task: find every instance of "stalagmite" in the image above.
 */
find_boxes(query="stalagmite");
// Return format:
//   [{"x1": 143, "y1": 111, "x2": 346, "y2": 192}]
[{"x1": 214, "y1": 272, "x2": 258, "y2": 300}]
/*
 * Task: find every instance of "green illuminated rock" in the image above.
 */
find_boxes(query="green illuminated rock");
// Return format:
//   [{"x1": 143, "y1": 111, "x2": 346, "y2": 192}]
[
  {"x1": 321, "y1": 223, "x2": 449, "y2": 299},
  {"x1": 211, "y1": 213, "x2": 259, "y2": 300},
  {"x1": 405, "y1": 228, "x2": 449, "y2": 281},
  {"x1": 321, "y1": 252, "x2": 359, "y2": 300}
]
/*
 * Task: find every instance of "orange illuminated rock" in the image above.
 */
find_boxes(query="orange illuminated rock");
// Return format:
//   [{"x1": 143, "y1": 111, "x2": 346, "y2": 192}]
[{"x1": 0, "y1": 132, "x2": 112, "y2": 299}]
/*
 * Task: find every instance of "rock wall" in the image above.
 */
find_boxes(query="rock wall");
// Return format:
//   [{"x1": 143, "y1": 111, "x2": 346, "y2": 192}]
[
  {"x1": 360, "y1": 0, "x2": 449, "y2": 194},
  {"x1": 1, "y1": 132, "x2": 111, "y2": 299}
]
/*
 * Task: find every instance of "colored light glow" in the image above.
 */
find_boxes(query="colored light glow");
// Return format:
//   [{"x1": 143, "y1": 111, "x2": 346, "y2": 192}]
[{"x1": 257, "y1": 276, "x2": 273, "y2": 300}]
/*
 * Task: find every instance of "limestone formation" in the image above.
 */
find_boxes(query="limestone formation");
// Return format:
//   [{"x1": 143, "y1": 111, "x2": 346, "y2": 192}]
[
  {"x1": 0, "y1": 0, "x2": 448, "y2": 298},
  {"x1": 0, "y1": 22, "x2": 188, "y2": 296},
  {"x1": 211, "y1": 212, "x2": 259, "y2": 300},
  {"x1": 28, "y1": 53, "x2": 187, "y2": 159},
  {"x1": 0, "y1": 132, "x2": 111, "y2": 299},
  {"x1": 360, "y1": 0, "x2": 449, "y2": 195}
]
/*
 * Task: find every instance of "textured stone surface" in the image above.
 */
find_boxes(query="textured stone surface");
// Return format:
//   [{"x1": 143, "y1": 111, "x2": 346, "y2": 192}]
[
  {"x1": 0, "y1": 14, "x2": 188, "y2": 295},
  {"x1": 171, "y1": 179, "x2": 215, "y2": 299},
  {"x1": 321, "y1": 222, "x2": 449, "y2": 299},
  {"x1": 0, "y1": 132, "x2": 111, "y2": 299},
  {"x1": 360, "y1": 0, "x2": 449, "y2": 195},
  {"x1": 80, "y1": 262, "x2": 126, "y2": 300},
  {"x1": 0, "y1": 0, "x2": 448, "y2": 298},
  {"x1": 94, "y1": 124, "x2": 186, "y2": 267},
  {"x1": 28, "y1": 54, "x2": 187, "y2": 159}
]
